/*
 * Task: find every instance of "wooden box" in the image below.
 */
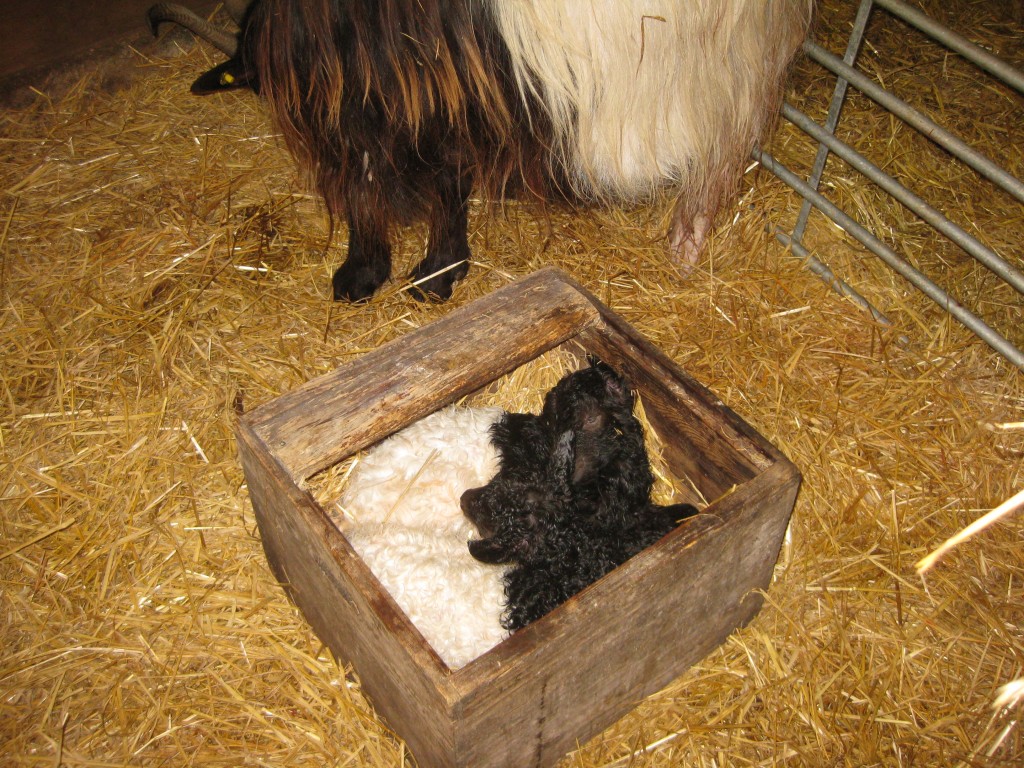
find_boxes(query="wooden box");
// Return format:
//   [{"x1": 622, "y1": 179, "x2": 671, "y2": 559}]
[{"x1": 235, "y1": 267, "x2": 801, "y2": 768}]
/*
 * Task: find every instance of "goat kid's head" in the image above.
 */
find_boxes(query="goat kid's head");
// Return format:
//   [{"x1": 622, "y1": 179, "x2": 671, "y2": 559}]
[
  {"x1": 460, "y1": 417, "x2": 575, "y2": 566},
  {"x1": 541, "y1": 359, "x2": 639, "y2": 487},
  {"x1": 461, "y1": 359, "x2": 653, "y2": 564}
]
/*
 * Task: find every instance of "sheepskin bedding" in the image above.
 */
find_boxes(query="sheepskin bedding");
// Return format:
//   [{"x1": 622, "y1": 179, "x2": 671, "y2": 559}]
[{"x1": 335, "y1": 406, "x2": 509, "y2": 669}]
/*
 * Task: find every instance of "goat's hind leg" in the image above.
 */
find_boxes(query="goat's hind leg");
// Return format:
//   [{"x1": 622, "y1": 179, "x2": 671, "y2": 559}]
[
  {"x1": 408, "y1": 170, "x2": 472, "y2": 302},
  {"x1": 332, "y1": 194, "x2": 392, "y2": 303},
  {"x1": 667, "y1": 197, "x2": 713, "y2": 276}
]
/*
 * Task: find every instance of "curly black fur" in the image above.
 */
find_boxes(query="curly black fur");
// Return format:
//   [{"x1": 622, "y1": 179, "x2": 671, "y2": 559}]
[{"x1": 460, "y1": 360, "x2": 698, "y2": 631}]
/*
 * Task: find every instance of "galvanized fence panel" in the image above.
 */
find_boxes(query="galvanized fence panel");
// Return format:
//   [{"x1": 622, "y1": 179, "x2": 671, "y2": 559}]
[{"x1": 761, "y1": 0, "x2": 1024, "y2": 370}]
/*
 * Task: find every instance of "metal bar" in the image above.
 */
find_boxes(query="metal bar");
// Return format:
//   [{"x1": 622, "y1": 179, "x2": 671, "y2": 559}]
[
  {"x1": 771, "y1": 227, "x2": 903, "y2": 337},
  {"x1": 875, "y1": 0, "x2": 1024, "y2": 94},
  {"x1": 758, "y1": 149, "x2": 1024, "y2": 371},
  {"x1": 792, "y1": 0, "x2": 876, "y2": 245},
  {"x1": 782, "y1": 103, "x2": 1024, "y2": 295},
  {"x1": 803, "y1": 41, "x2": 1024, "y2": 205}
]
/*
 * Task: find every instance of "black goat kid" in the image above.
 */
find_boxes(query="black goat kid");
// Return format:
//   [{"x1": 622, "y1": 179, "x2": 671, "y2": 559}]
[{"x1": 460, "y1": 361, "x2": 698, "y2": 631}]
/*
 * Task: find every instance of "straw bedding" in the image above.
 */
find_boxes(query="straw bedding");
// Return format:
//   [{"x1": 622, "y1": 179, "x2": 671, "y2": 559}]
[{"x1": 1, "y1": 1, "x2": 1022, "y2": 765}]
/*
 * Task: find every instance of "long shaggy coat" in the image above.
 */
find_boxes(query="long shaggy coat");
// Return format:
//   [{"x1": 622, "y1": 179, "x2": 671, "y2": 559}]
[{"x1": 167, "y1": 0, "x2": 814, "y2": 300}]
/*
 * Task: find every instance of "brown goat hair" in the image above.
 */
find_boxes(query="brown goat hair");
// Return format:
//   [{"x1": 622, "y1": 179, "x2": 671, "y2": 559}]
[{"x1": 185, "y1": 0, "x2": 814, "y2": 302}]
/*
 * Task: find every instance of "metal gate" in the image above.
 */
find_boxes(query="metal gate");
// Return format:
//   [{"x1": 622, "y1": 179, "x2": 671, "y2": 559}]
[{"x1": 760, "y1": 0, "x2": 1024, "y2": 371}]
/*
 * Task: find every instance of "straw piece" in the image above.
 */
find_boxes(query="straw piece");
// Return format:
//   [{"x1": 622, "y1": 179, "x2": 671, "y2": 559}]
[
  {"x1": 916, "y1": 487, "x2": 1024, "y2": 574},
  {"x1": 994, "y1": 679, "x2": 1024, "y2": 712}
]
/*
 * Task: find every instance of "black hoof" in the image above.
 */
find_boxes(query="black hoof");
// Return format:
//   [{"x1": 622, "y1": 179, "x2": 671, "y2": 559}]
[
  {"x1": 332, "y1": 261, "x2": 388, "y2": 302},
  {"x1": 407, "y1": 259, "x2": 469, "y2": 303}
]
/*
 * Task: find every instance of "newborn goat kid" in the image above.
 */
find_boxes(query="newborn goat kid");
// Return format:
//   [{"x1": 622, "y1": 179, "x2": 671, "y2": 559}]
[
  {"x1": 338, "y1": 406, "x2": 508, "y2": 668},
  {"x1": 461, "y1": 361, "x2": 697, "y2": 631}
]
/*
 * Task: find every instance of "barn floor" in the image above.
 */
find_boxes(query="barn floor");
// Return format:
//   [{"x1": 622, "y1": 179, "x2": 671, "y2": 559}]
[
  {"x1": 0, "y1": 0, "x2": 219, "y2": 85},
  {"x1": 1, "y1": 1, "x2": 1022, "y2": 766}
]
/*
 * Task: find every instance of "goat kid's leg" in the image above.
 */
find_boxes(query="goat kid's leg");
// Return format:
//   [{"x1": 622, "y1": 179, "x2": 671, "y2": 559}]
[
  {"x1": 408, "y1": 171, "x2": 472, "y2": 302},
  {"x1": 332, "y1": 198, "x2": 392, "y2": 303}
]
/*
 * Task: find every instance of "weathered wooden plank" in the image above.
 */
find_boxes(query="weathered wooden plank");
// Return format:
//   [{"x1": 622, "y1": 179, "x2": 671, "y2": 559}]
[
  {"x1": 236, "y1": 420, "x2": 459, "y2": 767},
  {"x1": 447, "y1": 461, "x2": 800, "y2": 768},
  {"x1": 246, "y1": 268, "x2": 599, "y2": 481}
]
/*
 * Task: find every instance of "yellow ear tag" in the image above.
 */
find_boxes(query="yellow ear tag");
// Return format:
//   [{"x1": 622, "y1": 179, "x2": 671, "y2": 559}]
[{"x1": 221, "y1": 72, "x2": 236, "y2": 85}]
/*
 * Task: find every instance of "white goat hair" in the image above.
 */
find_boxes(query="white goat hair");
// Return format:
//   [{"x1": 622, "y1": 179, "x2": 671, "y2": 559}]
[
  {"x1": 336, "y1": 406, "x2": 507, "y2": 669},
  {"x1": 491, "y1": 0, "x2": 814, "y2": 261},
  {"x1": 492, "y1": 0, "x2": 812, "y2": 198}
]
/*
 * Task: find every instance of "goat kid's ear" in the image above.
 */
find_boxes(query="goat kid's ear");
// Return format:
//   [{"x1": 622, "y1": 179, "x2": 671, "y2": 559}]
[
  {"x1": 586, "y1": 356, "x2": 630, "y2": 405},
  {"x1": 468, "y1": 538, "x2": 513, "y2": 565},
  {"x1": 601, "y1": 368, "x2": 631, "y2": 405},
  {"x1": 190, "y1": 58, "x2": 255, "y2": 95}
]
